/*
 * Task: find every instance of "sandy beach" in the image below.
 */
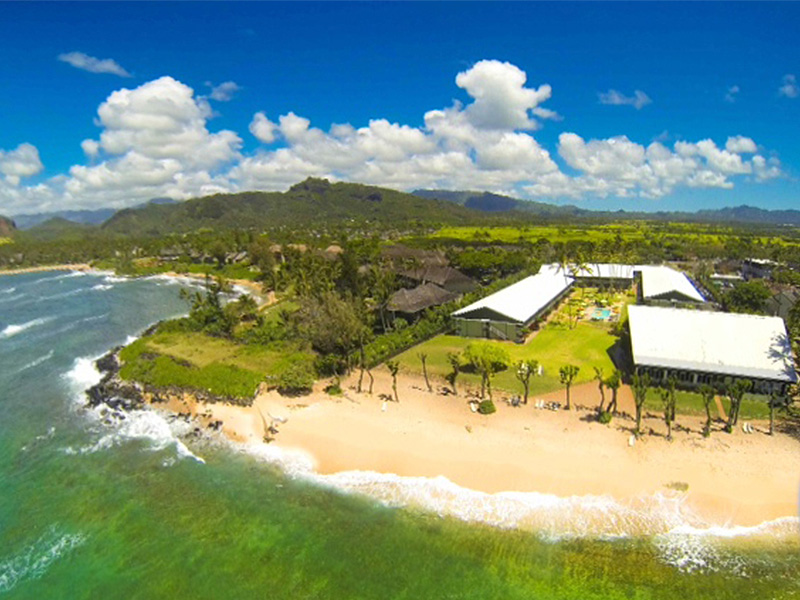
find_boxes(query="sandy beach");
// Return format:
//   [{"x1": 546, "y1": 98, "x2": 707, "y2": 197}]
[{"x1": 153, "y1": 369, "x2": 800, "y2": 530}]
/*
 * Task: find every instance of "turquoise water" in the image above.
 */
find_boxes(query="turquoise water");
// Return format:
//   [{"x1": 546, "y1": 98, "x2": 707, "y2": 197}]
[{"x1": 0, "y1": 270, "x2": 798, "y2": 599}]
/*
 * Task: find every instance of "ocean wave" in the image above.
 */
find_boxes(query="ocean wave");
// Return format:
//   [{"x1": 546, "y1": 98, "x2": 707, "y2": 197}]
[
  {"x1": 0, "y1": 317, "x2": 53, "y2": 339},
  {"x1": 1, "y1": 286, "x2": 16, "y2": 294},
  {"x1": 72, "y1": 407, "x2": 205, "y2": 464},
  {"x1": 36, "y1": 287, "x2": 89, "y2": 302},
  {"x1": 236, "y1": 439, "x2": 800, "y2": 574},
  {"x1": 62, "y1": 354, "x2": 205, "y2": 464},
  {"x1": 0, "y1": 527, "x2": 86, "y2": 593},
  {"x1": 62, "y1": 355, "x2": 105, "y2": 399},
  {"x1": 0, "y1": 292, "x2": 25, "y2": 304},
  {"x1": 102, "y1": 275, "x2": 130, "y2": 284},
  {"x1": 92, "y1": 283, "x2": 114, "y2": 291},
  {"x1": 16, "y1": 350, "x2": 55, "y2": 373}
]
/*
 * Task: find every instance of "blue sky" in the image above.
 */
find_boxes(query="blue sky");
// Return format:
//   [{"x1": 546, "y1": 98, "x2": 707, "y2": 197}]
[{"x1": 1, "y1": 2, "x2": 798, "y2": 215}]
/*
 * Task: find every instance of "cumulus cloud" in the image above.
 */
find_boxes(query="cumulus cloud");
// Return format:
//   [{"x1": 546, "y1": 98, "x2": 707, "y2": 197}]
[
  {"x1": 58, "y1": 51, "x2": 131, "y2": 77},
  {"x1": 0, "y1": 143, "x2": 44, "y2": 186},
  {"x1": 598, "y1": 89, "x2": 651, "y2": 110},
  {"x1": 0, "y1": 61, "x2": 783, "y2": 214},
  {"x1": 724, "y1": 85, "x2": 740, "y2": 103},
  {"x1": 725, "y1": 135, "x2": 757, "y2": 154},
  {"x1": 779, "y1": 74, "x2": 798, "y2": 98},
  {"x1": 207, "y1": 81, "x2": 241, "y2": 102},
  {"x1": 249, "y1": 112, "x2": 278, "y2": 143}
]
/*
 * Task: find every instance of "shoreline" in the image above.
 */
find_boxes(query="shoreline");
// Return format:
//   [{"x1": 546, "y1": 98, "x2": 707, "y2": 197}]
[
  {"x1": 86, "y1": 347, "x2": 800, "y2": 533},
  {"x1": 0, "y1": 263, "x2": 92, "y2": 277}
]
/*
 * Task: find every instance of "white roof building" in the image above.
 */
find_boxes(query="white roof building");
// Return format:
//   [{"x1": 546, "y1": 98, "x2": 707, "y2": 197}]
[
  {"x1": 628, "y1": 305, "x2": 797, "y2": 383},
  {"x1": 637, "y1": 266, "x2": 705, "y2": 303},
  {"x1": 452, "y1": 269, "x2": 572, "y2": 325}
]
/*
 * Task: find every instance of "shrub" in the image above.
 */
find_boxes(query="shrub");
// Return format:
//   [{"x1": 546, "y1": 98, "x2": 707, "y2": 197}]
[
  {"x1": 598, "y1": 411, "x2": 613, "y2": 424},
  {"x1": 324, "y1": 383, "x2": 343, "y2": 396},
  {"x1": 276, "y1": 361, "x2": 315, "y2": 396},
  {"x1": 478, "y1": 400, "x2": 496, "y2": 415}
]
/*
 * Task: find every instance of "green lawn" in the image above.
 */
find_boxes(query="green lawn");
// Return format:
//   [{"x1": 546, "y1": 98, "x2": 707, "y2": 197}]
[
  {"x1": 395, "y1": 321, "x2": 618, "y2": 398},
  {"x1": 119, "y1": 330, "x2": 313, "y2": 402},
  {"x1": 643, "y1": 390, "x2": 772, "y2": 420}
]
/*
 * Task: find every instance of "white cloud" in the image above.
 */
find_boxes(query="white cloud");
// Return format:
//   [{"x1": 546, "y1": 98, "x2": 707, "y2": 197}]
[
  {"x1": 455, "y1": 60, "x2": 556, "y2": 129},
  {"x1": 0, "y1": 62, "x2": 784, "y2": 214},
  {"x1": 724, "y1": 85, "x2": 740, "y2": 103},
  {"x1": 0, "y1": 143, "x2": 44, "y2": 186},
  {"x1": 598, "y1": 89, "x2": 652, "y2": 110},
  {"x1": 207, "y1": 81, "x2": 240, "y2": 102},
  {"x1": 249, "y1": 112, "x2": 278, "y2": 143},
  {"x1": 57, "y1": 51, "x2": 131, "y2": 77},
  {"x1": 779, "y1": 74, "x2": 798, "y2": 98},
  {"x1": 725, "y1": 135, "x2": 757, "y2": 154}
]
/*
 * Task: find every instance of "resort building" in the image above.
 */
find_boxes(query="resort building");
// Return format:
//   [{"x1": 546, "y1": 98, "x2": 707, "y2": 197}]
[
  {"x1": 635, "y1": 266, "x2": 706, "y2": 306},
  {"x1": 387, "y1": 283, "x2": 457, "y2": 320},
  {"x1": 399, "y1": 265, "x2": 478, "y2": 295},
  {"x1": 568, "y1": 263, "x2": 638, "y2": 289},
  {"x1": 742, "y1": 258, "x2": 779, "y2": 281},
  {"x1": 628, "y1": 305, "x2": 797, "y2": 394},
  {"x1": 452, "y1": 268, "x2": 573, "y2": 341}
]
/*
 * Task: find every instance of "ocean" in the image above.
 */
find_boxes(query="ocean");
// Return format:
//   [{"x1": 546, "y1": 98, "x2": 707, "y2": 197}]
[{"x1": 0, "y1": 270, "x2": 797, "y2": 599}]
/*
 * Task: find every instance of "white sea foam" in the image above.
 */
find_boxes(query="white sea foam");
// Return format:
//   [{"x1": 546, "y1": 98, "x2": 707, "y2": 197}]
[
  {"x1": 77, "y1": 408, "x2": 205, "y2": 464},
  {"x1": 1, "y1": 317, "x2": 53, "y2": 339},
  {"x1": 16, "y1": 350, "x2": 55, "y2": 373},
  {"x1": 0, "y1": 292, "x2": 25, "y2": 304},
  {"x1": 92, "y1": 283, "x2": 114, "y2": 291},
  {"x1": 1, "y1": 286, "x2": 16, "y2": 294},
  {"x1": 102, "y1": 275, "x2": 130, "y2": 284},
  {"x1": 0, "y1": 527, "x2": 86, "y2": 593},
  {"x1": 236, "y1": 438, "x2": 800, "y2": 570},
  {"x1": 63, "y1": 355, "x2": 104, "y2": 399}
]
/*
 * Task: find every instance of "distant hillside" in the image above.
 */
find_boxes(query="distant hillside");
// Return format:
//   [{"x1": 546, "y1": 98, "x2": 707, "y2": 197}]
[
  {"x1": 414, "y1": 190, "x2": 800, "y2": 226},
  {"x1": 21, "y1": 217, "x2": 95, "y2": 241},
  {"x1": 0, "y1": 216, "x2": 15, "y2": 237},
  {"x1": 13, "y1": 208, "x2": 117, "y2": 230},
  {"x1": 102, "y1": 178, "x2": 483, "y2": 236},
  {"x1": 414, "y1": 189, "x2": 594, "y2": 218}
]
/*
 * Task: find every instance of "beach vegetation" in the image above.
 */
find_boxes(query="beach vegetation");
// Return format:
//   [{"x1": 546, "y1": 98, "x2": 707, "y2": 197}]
[
  {"x1": 464, "y1": 342, "x2": 510, "y2": 401},
  {"x1": 598, "y1": 411, "x2": 613, "y2": 425},
  {"x1": 559, "y1": 364, "x2": 580, "y2": 410},
  {"x1": 721, "y1": 280, "x2": 771, "y2": 314},
  {"x1": 276, "y1": 360, "x2": 315, "y2": 396},
  {"x1": 477, "y1": 399, "x2": 497, "y2": 415}
]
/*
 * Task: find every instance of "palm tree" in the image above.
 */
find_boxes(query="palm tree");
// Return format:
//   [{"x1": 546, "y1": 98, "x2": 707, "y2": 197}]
[
  {"x1": 515, "y1": 359, "x2": 539, "y2": 405},
  {"x1": 418, "y1": 352, "x2": 432, "y2": 393},
  {"x1": 698, "y1": 384, "x2": 716, "y2": 437},
  {"x1": 594, "y1": 366, "x2": 605, "y2": 412},
  {"x1": 725, "y1": 379, "x2": 753, "y2": 432},
  {"x1": 386, "y1": 360, "x2": 400, "y2": 402},
  {"x1": 632, "y1": 372, "x2": 651, "y2": 436},
  {"x1": 604, "y1": 370, "x2": 622, "y2": 415},
  {"x1": 446, "y1": 352, "x2": 461, "y2": 395},
  {"x1": 559, "y1": 365, "x2": 580, "y2": 410}
]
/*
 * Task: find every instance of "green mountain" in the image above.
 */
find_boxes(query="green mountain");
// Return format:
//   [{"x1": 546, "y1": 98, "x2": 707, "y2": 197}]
[
  {"x1": 21, "y1": 217, "x2": 95, "y2": 241},
  {"x1": 413, "y1": 189, "x2": 589, "y2": 217},
  {"x1": 0, "y1": 216, "x2": 15, "y2": 237},
  {"x1": 102, "y1": 178, "x2": 484, "y2": 236}
]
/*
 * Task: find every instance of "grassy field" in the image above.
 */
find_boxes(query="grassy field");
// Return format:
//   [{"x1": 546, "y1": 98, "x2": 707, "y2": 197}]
[
  {"x1": 0, "y1": 237, "x2": 11, "y2": 246},
  {"x1": 643, "y1": 390, "x2": 771, "y2": 420},
  {"x1": 395, "y1": 321, "x2": 619, "y2": 398},
  {"x1": 431, "y1": 224, "x2": 800, "y2": 248},
  {"x1": 119, "y1": 330, "x2": 313, "y2": 401}
]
